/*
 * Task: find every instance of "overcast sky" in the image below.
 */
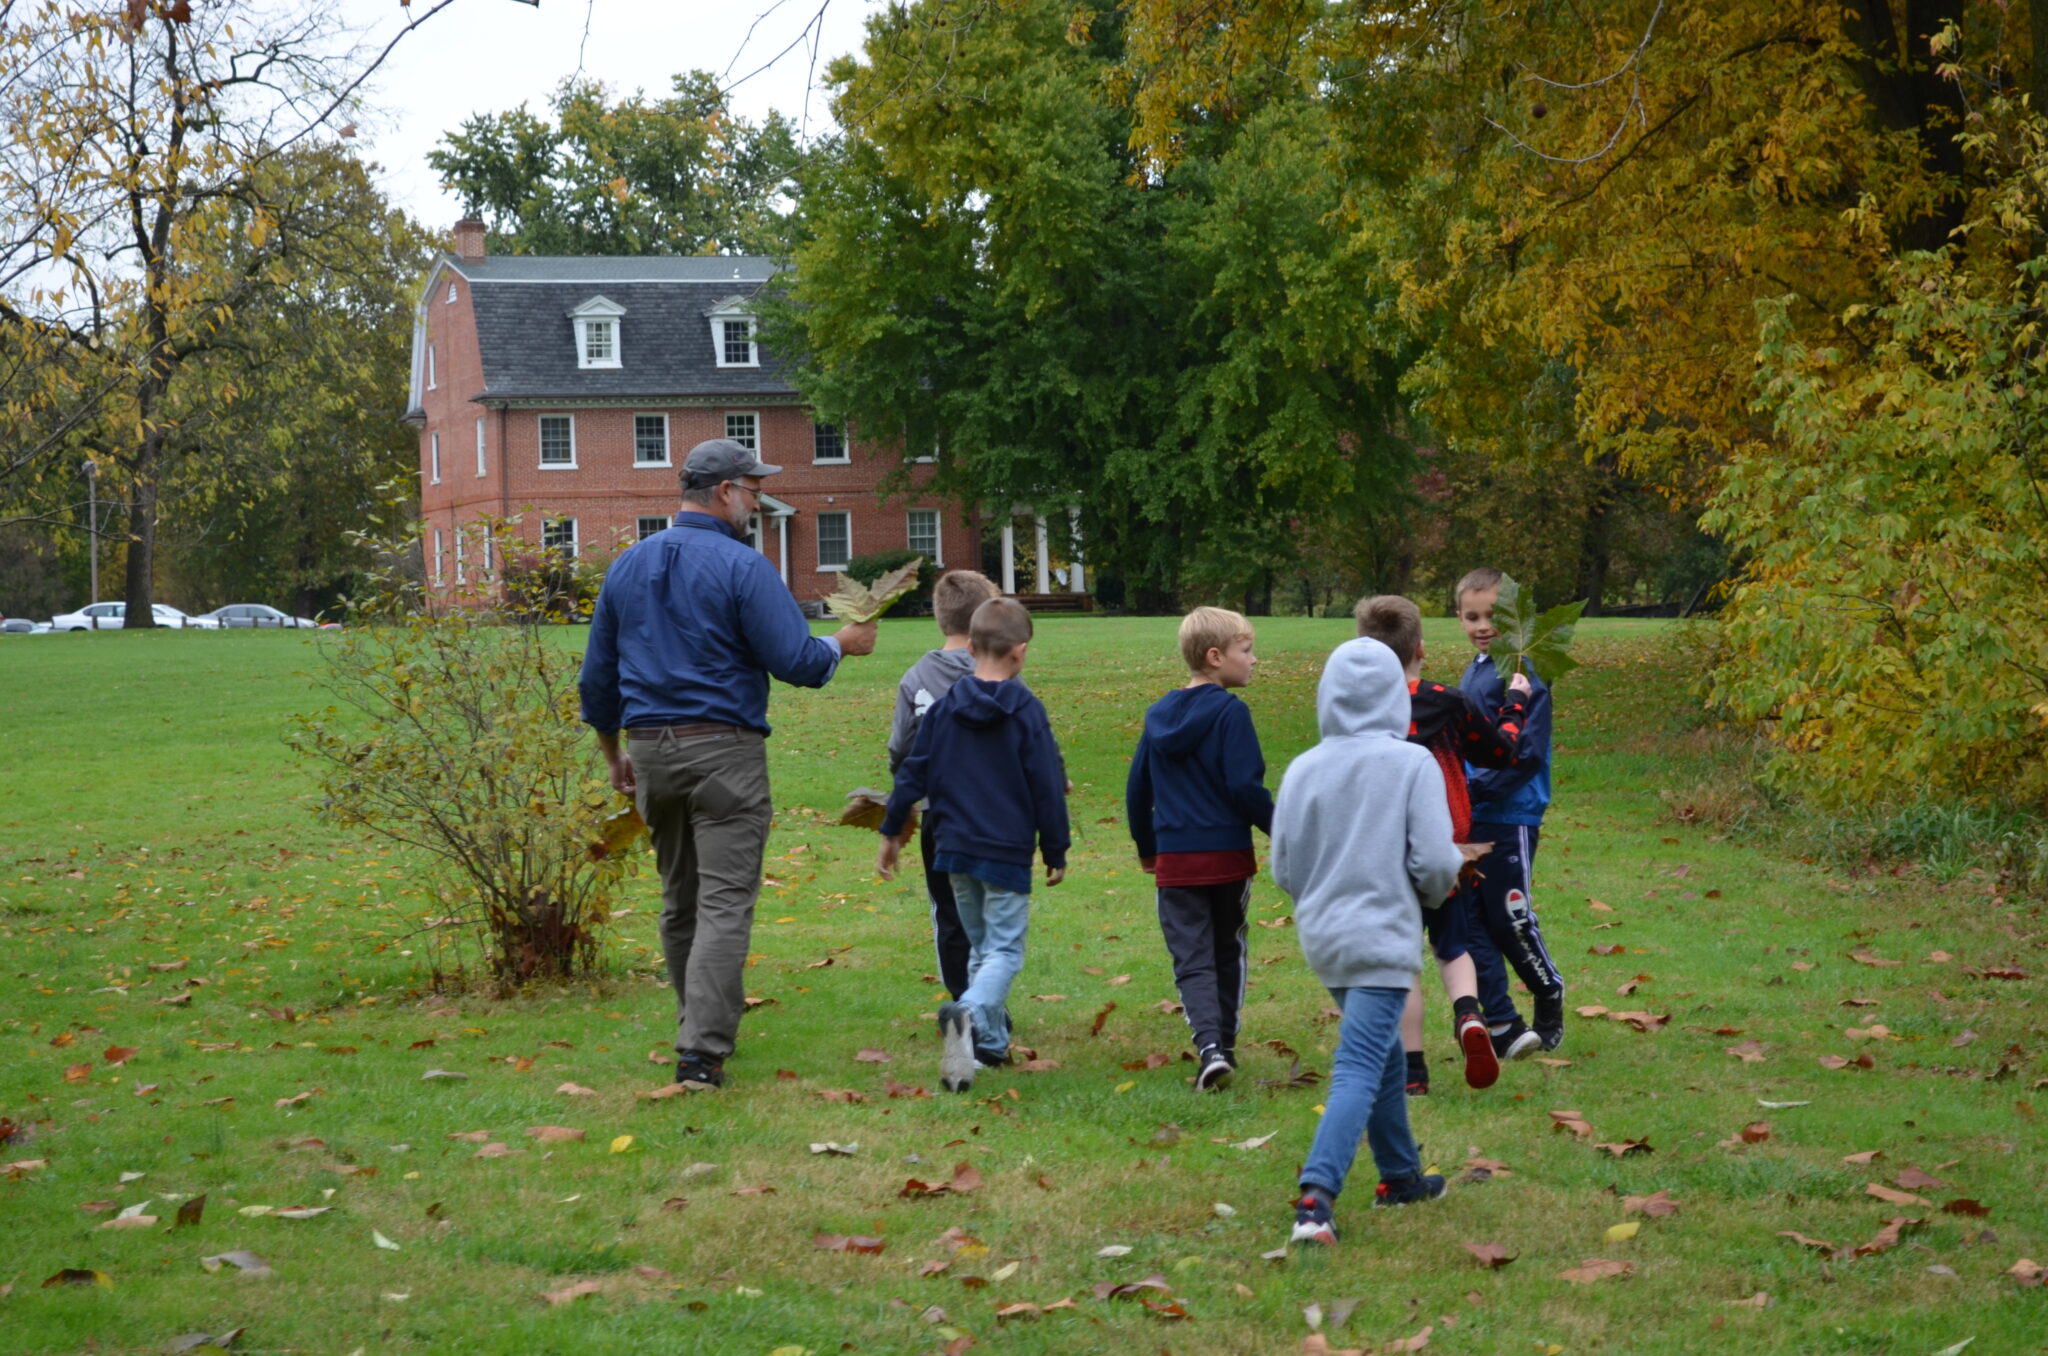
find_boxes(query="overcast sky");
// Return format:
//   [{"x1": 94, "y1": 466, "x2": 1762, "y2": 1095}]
[{"x1": 355, "y1": 0, "x2": 878, "y2": 229}]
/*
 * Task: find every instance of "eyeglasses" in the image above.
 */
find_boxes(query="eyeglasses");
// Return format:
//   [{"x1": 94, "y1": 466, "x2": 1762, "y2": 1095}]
[{"x1": 727, "y1": 480, "x2": 763, "y2": 503}]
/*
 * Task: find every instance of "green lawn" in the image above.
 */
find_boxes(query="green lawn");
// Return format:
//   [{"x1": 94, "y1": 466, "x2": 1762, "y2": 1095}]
[{"x1": 0, "y1": 618, "x2": 2041, "y2": 1355}]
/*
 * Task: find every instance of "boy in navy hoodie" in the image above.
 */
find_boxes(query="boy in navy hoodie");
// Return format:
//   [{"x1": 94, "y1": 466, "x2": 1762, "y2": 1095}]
[
  {"x1": 1126, "y1": 607, "x2": 1275, "y2": 1090},
  {"x1": 879, "y1": 597, "x2": 1069, "y2": 1093}
]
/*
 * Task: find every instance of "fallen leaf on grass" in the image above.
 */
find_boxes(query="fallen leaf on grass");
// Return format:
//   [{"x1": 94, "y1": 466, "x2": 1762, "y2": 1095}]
[
  {"x1": 42, "y1": 1269, "x2": 112, "y2": 1288},
  {"x1": 1943, "y1": 1199, "x2": 1991, "y2": 1218},
  {"x1": 372, "y1": 1230, "x2": 401, "y2": 1252},
  {"x1": 2008, "y1": 1258, "x2": 2046, "y2": 1287},
  {"x1": 1232, "y1": 1132, "x2": 1276, "y2": 1151},
  {"x1": 1607, "y1": 1010, "x2": 1670, "y2": 1032},
  {"x1": 1462, "y1": 1241, "x2": 1515, "y2": 1269},
  {"x1": 3, "y1": 1158, "x2": 47, "y2": 1176},
  {"x1": 1850, "y1": 948, "x2": 1902, "y2": 968},
  {"x1": 899, "y1": 1163, "x2": 983, "y2": 1198},
  {"x1": 920, "y1": 1258, "x2": 952, "y2": 1276},
  {"x1": 608, "y1": 1135, "x2": 634, "y2": 1154},
  {"x1": 99, "y1": 1213, "x2": 158, "y2": 1230},
  {"x1": 540, "y1": 1279, "x2": 603, "y2": 1306},
  {"x1": 885, "y1": 1077, "x2": 932, "y2": 1097},
  {"x1": 1017, "y1": 1059, "x2": 1060, "y2": 1073},
  {"x1": 1576, "y1": 1005, "x2": 1609, "y2": 1018},
  {"x1": 1605, "y1": 1221, "x2": 1641, "y2": 1243},
  {"x1": 1778, "y1": 1230, "x2": 1835, "y2": 1251},
  {"x1": 809, "y1": 1141, "x2": 858, "y2": 1156},
  {"x1": 1030, "y1": 994, "x2": 1067, "y2": 1003},
  {"x1": 1845, "y1": 1024, "x2": 1892, "y2": 1041},
  {"x1": 1965, "y1": 965, "x2": 2029, "y2": 980},
  {"x1": 446, "y1": 1130, "x2": 492, "y2": 1143},
  {"x1": 731, "y1": 1184, "x2": 776, "y2": 1197},
  {"x1": 813, "y1": 1233, "x2": 886, "y2": 1254},
  {"x1": 271, "y1": 1206, "x2": 330, "y2": 1219},
  {"x1": 1097, "y1": 1245, "x2": 1133, "y2": 1258},
  {"x1": 1894, "y1": 1167, "x2": 1946, "y2": 1190},
  {"x1": 1725, "y1": 1041, "x2": 1766, "y2": 1063},
  {"x1": 1558, "y1": 1259, "x2": 1633, "y2": 1284},
  {"x1": 1121, "y1": 1053, "x2": 1171, "y2": 1071},
  {"x1": 1093, "y1": 1273, "x2": 1173, "y2": 1300},
  {"x1": 1301, "y1": 1338, "x2": 1363, "y2": 1356},
  {"x1": 1726, "y1": 1292, "x2": 1771, "y2": 1309},
  {"x1": 995, "y1": 1302, "x2": 1040, "y2": 1321},
  {"x1": 472, "y1": 1142, "x2": 518, "y2": 1159},
  {"x1": 1867, "y1": 1183, "x2": 1931, "y2": 1207},
  {"x1": 1624, "y1": 1190, "x2": 1679, "y2": 1217},
  {"x1": 1155, "y1": 1000, "x2": 1184, "y2": 1015},
  {"x1": 1594, "y1": 1139, "x2": 1654, "y2": 1158},
  {"x1": 1091, "y1": 1002, "x2": 1117, "y2": 1037},
  {"x1": 989, "y1": 1260, "x2": 1020, "y2": 1282},
  {"x1": 1791, "y1": 961, "x2": 1815, "y2": 971},
  {"x1": 1588, "y1": 944, "x2": 1625, "y2": 956},
  {"x1": 199, "y1": 1250, "x2": 272, "y2": 1278},
  {"x1": 853, "y1": 1049, "x2": 892, "y2": 1064},
  {"x1": 816, "y1": 1089, "x2": 866, "y2": 1104},
  {"x1": 1851, "y1": 1216, "x2": 1925, "y2": 1258},
  {"x1": 174, "y1": 1194, "x2": 206, "y2": 1229},
  {"x1": 1535, "y1": 1057, "x2": 1572, "y2": 1068},
  {"x1": 555, "y1": 1082, "x2": 597, "y2": 1097},
  {"x1": 103, "y1": 1045, "x2": 138, "y2": 1066},
  {"x1": 525, "y1": 1126, "x2": 585, "y2": 1144},
  {"x1": 660, "y1": 1197, "x2": 688, "y2": 1212},
  {"x1": 420, "y1": 1069, "x2": 469, "y2": 1081},
  {"x1": 1548, "y1": 1110, "x2": 1593, "y2": 1139},
  {"x1": 635, "y1": 1083, "x2": 694, "y2": 1101}
]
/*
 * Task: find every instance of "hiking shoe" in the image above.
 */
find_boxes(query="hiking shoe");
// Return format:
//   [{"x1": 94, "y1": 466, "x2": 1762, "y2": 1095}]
[
  {"x1": 1457, "y1": 1012, "x2": 1501, "y2": 1090},
  {"x1": 937, "y1": 1002, "x2": 976, "y2": 1093},
  {"x1": 674, "y1": 1052, "x2": 725, "y2": 1089},
  {"x1": 1533, "y1": 993, "x2": 1566, "y2": 1051},
  {"x1": 1374, "y1": 1173, "x2": 1447, "y2": 1207},
  {"x1": 1490, "y1": 1019, "x2": 1542, "y2": 1062},
  {"x1": 1289, "y1": 1194, "x2": 1337, "y2": 1245},
  {"x1": 1196, "y1": 1045, "x2": 1235, "y2": 1091}
]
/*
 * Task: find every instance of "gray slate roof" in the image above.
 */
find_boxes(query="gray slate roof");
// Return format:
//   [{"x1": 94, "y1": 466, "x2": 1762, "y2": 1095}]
[{"x1": 445, "y1": 254, "x2": 797, "y2": 401}]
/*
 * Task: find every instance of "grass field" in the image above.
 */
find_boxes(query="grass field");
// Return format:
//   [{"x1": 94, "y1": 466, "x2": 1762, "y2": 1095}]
[{"x1": 1, "y1": 617, "x2": 2043, "y2": 1355}]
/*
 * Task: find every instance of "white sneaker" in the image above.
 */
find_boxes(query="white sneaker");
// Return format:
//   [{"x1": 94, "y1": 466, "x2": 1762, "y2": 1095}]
[{"x1": 938, "y1": 1002, "x2": 976, "y2": 1093}]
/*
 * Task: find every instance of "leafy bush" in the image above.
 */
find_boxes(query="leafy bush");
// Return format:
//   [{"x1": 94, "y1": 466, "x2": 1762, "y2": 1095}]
[
  {"x1": 289, "y1": 606, "x2": 634, "y2": 986},
  {"x1": 845, "y1": 549, "x2": 936, "y2": 610}
]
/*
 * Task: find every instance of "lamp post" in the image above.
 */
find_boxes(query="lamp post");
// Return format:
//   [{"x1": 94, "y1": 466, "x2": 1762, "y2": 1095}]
[{"x1": 82, "y1": 459, "x2": 98, "y2": 604}]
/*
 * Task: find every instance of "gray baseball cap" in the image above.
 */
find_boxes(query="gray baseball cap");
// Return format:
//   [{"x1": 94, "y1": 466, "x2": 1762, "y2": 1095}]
[{"x1": 682, "y1": 437, "x2": 780, "y2": 488}]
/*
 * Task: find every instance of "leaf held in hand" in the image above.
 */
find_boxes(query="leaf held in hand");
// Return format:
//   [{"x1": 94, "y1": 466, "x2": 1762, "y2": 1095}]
[
  {"x1": 1489, "y1": 574, "x2": 1585, "y2": 683},
  {"x1": 822, "y1": 556, "x2": 925, "y2": 623}
]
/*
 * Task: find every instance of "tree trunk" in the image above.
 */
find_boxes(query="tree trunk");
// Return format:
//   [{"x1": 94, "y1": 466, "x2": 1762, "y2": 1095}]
[
  {"x1": 1575, "y1": 461, "x2": 1618, "y2": 616},
  {"x1": 121, "y1": 431, "x2": 163, "y2": 627}
]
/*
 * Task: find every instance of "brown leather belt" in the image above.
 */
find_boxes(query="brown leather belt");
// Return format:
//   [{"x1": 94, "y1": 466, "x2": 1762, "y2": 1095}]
[{"x1": 626, "y1": 722, "x2": 747, "y2": 740}]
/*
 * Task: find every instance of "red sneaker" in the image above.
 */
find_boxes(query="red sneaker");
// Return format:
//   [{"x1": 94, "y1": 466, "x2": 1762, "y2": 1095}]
[{"x1": 1458, "y1": 1012, "x2": 1501, "y2": 1090}]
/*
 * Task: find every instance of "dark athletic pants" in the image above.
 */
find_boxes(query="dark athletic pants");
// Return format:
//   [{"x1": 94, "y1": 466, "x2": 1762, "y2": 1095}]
[
  {"x1": 1458, "y1": 822, "x2": 1565, "y2": 1028},
  {"x1": 1156, "y1": 879, "x2": 1251, "y2": 1053},
  {"x1": 922, "y1": 815, "x2": 971, "y2": 999}
]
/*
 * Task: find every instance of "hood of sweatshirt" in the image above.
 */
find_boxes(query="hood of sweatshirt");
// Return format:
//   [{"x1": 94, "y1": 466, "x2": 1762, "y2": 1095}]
[
  {"x1": 1315, "y1": 638, "x2": 1410, "y2": 741},
  {"x1": 1141, "y1": 683, "x2": 1239, "y2": 758},
  {"x1": 949, "y1": 676, "x2": 1037, "y2": 729}
]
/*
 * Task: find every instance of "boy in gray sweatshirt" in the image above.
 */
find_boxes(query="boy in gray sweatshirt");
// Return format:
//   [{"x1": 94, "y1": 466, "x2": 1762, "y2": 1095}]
[{"x1": 1273, "y1": 637, "x2": 1464, "y2": 1245}]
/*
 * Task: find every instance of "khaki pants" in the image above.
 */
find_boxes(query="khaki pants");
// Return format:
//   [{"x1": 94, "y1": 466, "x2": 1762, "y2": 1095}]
[{"x1": 631, "y1": 729, "x2": 772, "y2": 1061}]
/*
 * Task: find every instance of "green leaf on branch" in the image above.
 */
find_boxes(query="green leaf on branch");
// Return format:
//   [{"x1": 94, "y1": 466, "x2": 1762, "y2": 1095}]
[
  {"x1": 1491, "y1": 574, "x2": 1585, "y2": 683},
  {"x1": 822, "y1": 557, "x2": 925, "y2": 624}
]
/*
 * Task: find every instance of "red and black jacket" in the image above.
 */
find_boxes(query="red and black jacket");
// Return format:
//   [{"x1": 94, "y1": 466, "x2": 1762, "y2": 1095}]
[{"x1": 1408, "y1": 680, "x2": 1528, "y2": 843}]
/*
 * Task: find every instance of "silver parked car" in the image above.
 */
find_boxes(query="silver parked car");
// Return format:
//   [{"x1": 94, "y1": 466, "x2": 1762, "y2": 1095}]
[
  {"x1": 200, "y1": 603, "x2": 319, "y2": 629},
  {"x1": 50, "y1": 603, "x2": 219, "y2": 630}
]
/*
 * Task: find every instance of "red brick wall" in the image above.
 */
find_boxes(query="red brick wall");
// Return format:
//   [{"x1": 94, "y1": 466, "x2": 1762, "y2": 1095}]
[{"x1": 415, "y1": 273, "x2": 981, "y2": 601}]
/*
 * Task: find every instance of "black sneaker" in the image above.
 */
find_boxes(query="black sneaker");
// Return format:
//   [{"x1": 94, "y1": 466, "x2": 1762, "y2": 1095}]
[
  {"x1": 674, "y1": 1052, "x2": 725, "y2": 1089},
  {"x1": 1195, "y1": 1044, "x2": 1235, "y2": 1091},
  {"x1": 937, "y1": 1002, "x2": 976, "y2": 1092},
  {"x1": 974, "y1": 1048, "x2": 1011, "y2": 1069},
  {"x1": 1533, "y1": 993, "x2": 1565, "y2": 1051},
  {"x1": 1373, "y1": 1172, "x2": 1447, "y2": 1207},
  {"x1": 1289, "y1": 1193, "x2": 1337, "y2": 1245},
  {"x1": 1489, "y1": 1019, "x2": 1542, "y2": 1061}
]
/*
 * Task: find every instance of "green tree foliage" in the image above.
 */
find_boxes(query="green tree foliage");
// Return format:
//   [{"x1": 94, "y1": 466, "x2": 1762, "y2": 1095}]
[
  {"x1": 763, "y1": 1, "x2": 1421, "y2": 606},
  {"x1": 428, "y1": 74, "x2": 802, "y2": 256}
]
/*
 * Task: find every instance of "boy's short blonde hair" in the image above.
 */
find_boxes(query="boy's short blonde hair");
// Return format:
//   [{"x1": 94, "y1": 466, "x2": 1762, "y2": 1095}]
[
  {"x1": 1455, "y1": 567, "x2": 1504, "y2": 609},
  {"x1": 969, "y1": 596, "x2": 1034, "y2": 658},
  {"x1": 1179, "y1": 606, "x2": 1254, "y2": 673},
  {"x1": 933, "y1": 569, "x2": 1000, "y2": 636},
  {"x1": 1352, "y1": 594, "x2": 1422, "y2": 665}
]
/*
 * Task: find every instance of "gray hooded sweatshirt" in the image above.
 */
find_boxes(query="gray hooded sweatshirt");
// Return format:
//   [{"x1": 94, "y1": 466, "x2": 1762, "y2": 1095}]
[{"x1": 1272, "y1": 637, "x2": 1463, "y2": 991}]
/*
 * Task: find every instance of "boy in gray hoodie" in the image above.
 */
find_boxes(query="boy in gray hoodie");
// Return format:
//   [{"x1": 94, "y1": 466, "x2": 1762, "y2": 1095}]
[{"x1": 1273, "y1": 637, "x2": 1464, "y2": 1244}]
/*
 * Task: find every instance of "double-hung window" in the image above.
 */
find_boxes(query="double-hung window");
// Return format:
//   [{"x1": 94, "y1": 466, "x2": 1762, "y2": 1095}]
[
  {"x1": 816, "y1": 511, "x2": 850, "y2": 571},
  {"x1": 634, "y1": 414, "x2": 670, "y2": 466},
  {"x1": 636, "y1": 515, "x2": 670, "y2": 541},
  {"x1": 725, "y1": 411, "x2": 757, "y2": 450},
  {"x1": 708, "y1": 301, "x2": 760, "y2": 368},
  {"x1": 538, "y1": 414, "x2": 575, "y2": 468},
  {"x1": 454, "y1": 526, "x2": 465, "y2": 584},
  {"x1": 432, "y1": 529, "x2": 444, "y2": 585},
  {"x1": 907, "y1": 509, "x2": 940, "y2": 563},
  {"x1": 813, "y1": 422, "x2": 847, "y2": 463},
  {"x1": 571, "y1": 296, "x2": 625, "y2": 370},
  {"x1": 542, "y1": 517, "x2": 578, "y2": 557},
  {"x1": 426, "y1": 343, "x2": 437, "y2": 391},
  {"x1": 475, "y1": 417, "x2": 487, "y2": 477},
  {"x1": 429, "y1": 432, "x2": 441, "y2": 484}
]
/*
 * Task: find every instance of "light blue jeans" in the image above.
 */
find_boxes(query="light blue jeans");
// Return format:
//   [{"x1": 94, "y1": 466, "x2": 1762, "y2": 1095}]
[
  {"x1": 947, "y1": 873, "x2": 1030, "y2": 1059},
  {"x1": 1299, "y1": 985, "x2": 1422, "y2": 1198}
]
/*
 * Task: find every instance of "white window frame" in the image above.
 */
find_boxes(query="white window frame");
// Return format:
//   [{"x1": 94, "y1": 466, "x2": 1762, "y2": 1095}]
[
  {"x1": 542, "y1": 516, "x2": 579, "y2": 558},
  {"x1": 633, "y1": 413, "x2": 671, "y2": 467},
  {"x1": 454, "y1": 525, "x2": 465, "y2": 585},
  {"x1": 907, "y1": 508, "x2": 941, "y2": 565},
  {"x1": 725, "y1": 410, "x2": 758, "y2": 451},
  {"x1": 636, "y1": 515, "x2": 670, "y2": 541},
  {"x1": 538, "y1": 414, "x2": 577, "y2": 469},
  {"x1": 816, "y1": 510, "x2": 851, "y2": 572},
  {"x1": 426, "y1": 343, "x2": 437, "y2": 391},
  {"x1": 570, "y1": 296, "x2": 626, "y2": 371},
  {"x1": 429, "y1": 431, "x2": 441, "y2": 485},
  {"x1": 707, "y1": 300, "x2": 760, "y2": 369},
  {"x1": 475, "y1": 417, "x2": 487, "y2": 477},
  {"x1": 432, "y1": 528, "x2": 444, "y2": 585},
  {"x1": 481, "y1": 528, "x2": 493, "y2": 578},
  {"x1": 446, "y1": 281, "x2": 458, "y2": 304},
  {"x1": 812, "y1": 421, "x2": 848, "y2": 464}
]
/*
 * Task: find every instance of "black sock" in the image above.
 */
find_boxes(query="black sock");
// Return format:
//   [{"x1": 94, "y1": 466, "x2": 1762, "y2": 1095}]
[
  {"x1": 1405, "y1": 1050, "x2": 1428, "y2": 1081},
  {"x1": 1452, "y1": 995, "x2": 1482, "y2": 1020}
]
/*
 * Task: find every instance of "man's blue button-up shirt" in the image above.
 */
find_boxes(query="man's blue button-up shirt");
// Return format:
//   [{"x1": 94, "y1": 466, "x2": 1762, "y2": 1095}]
[{"x1": 579, "y1": 512, "x2": 841, "y2": 737}]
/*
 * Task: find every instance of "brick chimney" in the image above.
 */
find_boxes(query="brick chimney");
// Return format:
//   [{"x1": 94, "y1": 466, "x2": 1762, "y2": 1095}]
[{"x1": 453, "y1": 217, "x2": 486, "y2": 262}]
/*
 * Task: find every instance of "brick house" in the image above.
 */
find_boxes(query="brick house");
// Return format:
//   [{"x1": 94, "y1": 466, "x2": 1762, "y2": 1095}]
[{"x1": 404, "y1": 220, "x2": 1068, "y2": 607}]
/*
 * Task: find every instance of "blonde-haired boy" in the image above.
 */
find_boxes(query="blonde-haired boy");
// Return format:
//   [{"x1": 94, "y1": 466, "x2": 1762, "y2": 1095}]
[
  {"x1": 888, "y1": 570, "x2": 1004, "y2": 1003},
  {"x1": 1126, "y1": 605, "x2": 1274, "y2": 1090}
]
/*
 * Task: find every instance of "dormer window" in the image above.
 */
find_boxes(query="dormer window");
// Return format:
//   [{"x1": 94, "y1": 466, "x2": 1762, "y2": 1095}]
[
  {"x1": 569, "y1": 295, "x2": 626, "y2": 370},
  {"x1": 706, "y1": 297, "x2": 760, "y2": 368},
  {"x1": 446, "y1": 281, "x2": 458, "y2": 304}
]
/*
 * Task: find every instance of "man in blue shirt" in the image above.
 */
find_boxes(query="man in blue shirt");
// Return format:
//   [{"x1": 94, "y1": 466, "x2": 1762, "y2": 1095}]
[{"x1": 581, "y1": 438, "x2": 877, "y2": 1090}]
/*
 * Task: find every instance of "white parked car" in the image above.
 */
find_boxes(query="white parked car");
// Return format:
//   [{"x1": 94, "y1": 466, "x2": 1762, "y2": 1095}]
[
  {"x1": 50, "y1": 603, "x2": 219, "y2": 630},
  {"x1": 199, "y1": 603, "x2": 320, "y2": 629}
]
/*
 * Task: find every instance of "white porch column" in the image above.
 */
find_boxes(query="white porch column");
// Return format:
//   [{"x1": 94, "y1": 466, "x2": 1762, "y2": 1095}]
[
  {"x1": 777, "y1": 514, "x2": 789, "y2": 586},
  {"x1": 1033, "y1": 513, "x2": 1050, "y2": 593},
  {"x1": 1000, "y1": 518, "x2": 1017, "y2": 594},
  {"x1": 1068, "y1": 506, "x2": 1086, "y2": 594}
]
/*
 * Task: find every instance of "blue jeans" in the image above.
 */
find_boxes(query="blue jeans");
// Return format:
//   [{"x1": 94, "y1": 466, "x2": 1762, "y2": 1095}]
[
  {"x1": 948, "y1": 873, "x2": 1030, "y2": 1058},
  {"x1": 1298, "y1": 985, "x2": 1422, "y2": 1198}
]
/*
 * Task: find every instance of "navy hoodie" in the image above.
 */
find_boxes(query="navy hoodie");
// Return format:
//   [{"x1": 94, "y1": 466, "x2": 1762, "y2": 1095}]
[
  {"x1": 881, "y1": 677, "x2": 1070, "y2": 875},
  {"x1": 1124, "y1": 684, "x2": 1274, "y2": 860}
]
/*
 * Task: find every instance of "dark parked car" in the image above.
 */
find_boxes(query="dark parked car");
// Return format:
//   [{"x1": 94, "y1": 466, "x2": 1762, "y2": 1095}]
[{"x1": 201, "y1": 604, "x2": 319, "y2": 629}]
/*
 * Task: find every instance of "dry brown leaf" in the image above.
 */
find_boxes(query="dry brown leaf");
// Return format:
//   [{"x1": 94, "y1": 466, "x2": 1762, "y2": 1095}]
[
  {"x1": 555, "y1": 1082, "x2": 597, "y2": 1097},
  {"x1": 446, "y1": 1130, "x2": 492, "y2": 1143},
  {"x1": 473, "y1": 1142, "x2": 519, "y2": 1159},
  {"x1": 1778, "y1": 1231, "x2": 1835, "y2": 1251},
  {"x1": 1593, "y1": 1138, "x2": 1655, "y2": 1158},
  {"x1": 1866, "y1": 1183, "x2": 1930, "y2": 1207},
  {"x1": 1850, "y1": 948, "x2": 1902, "y2": 968},
  {"x1": 1943, "y1": 1198, "x2": 1991, "y2": 1218},
  {"x1": 1851, "y1": 1216, "x2": 1924, "y2": 1258},
  {"x1": 1725, "y1": 1040, "x2": 1766, "y2": 1063},
  {"x1": 1461, "y1": 1241, "x2": 1515, "y2": 1269},
  {"x1": 540, "y1": 1279, "x2": 603, "y2": 1306},
  {"x1": 813, "y1": 1232, "x2": 887, "y2": 1254},
  {"x1": 1726, "y1": 1292, "x2": 1771, "y2": 1309},
  {"x1": 1841, "y1": 1149, "x2": 1884, "y2": 1165},
  {"x1": 1557, "y1": 1258, "x2": 1634, "y2": 1284},
  {"x1": 524, "y1": 1126, "x2": 585, "y2": 1144},
  {"x1": 853, "y1": 1049, "x2": 892, "y2": 1064},
  {"x1": 1894, "y1": 1167, "x2": 1945, "y2": 1190},
  {"x1": 1624, "y1": 1190, "x2": 1679, "y2": 1218}
]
